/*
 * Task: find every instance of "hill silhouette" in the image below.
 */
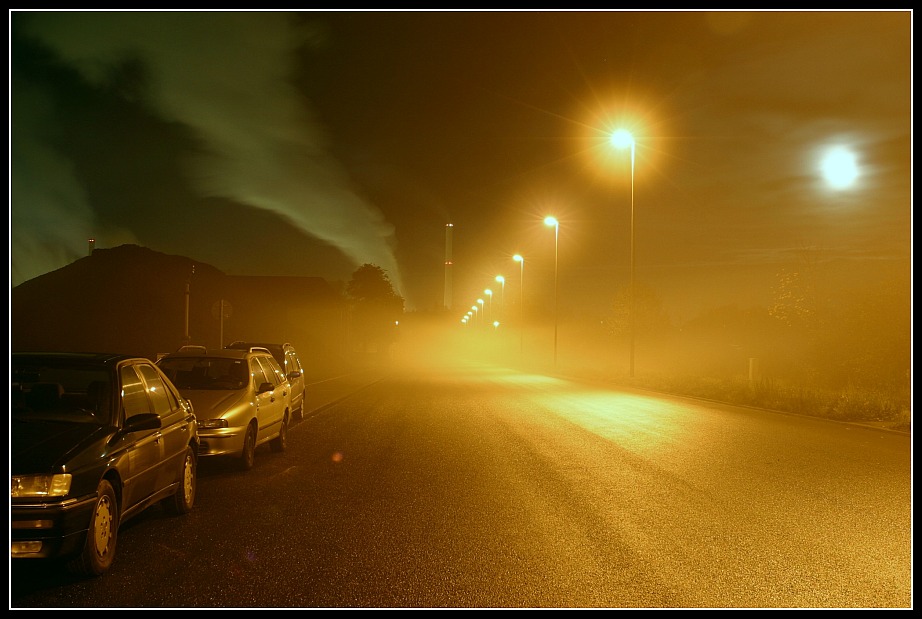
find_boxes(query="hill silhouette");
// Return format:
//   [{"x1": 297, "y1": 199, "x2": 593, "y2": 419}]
[{"x1": 11, "y1": 244, "x2": 350, "y2": 379}]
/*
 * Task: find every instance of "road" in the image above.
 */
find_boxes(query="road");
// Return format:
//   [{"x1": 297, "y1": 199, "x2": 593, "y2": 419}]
[{"x1": 10, "y1": 361, "x2": 912, "y2": 608}]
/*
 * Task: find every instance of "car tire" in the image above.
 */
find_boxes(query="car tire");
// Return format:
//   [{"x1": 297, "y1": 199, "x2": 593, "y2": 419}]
[
  {"x1": 270, "y1": 416, "x2": 288, "y2": 453},
  {"x1": 163, "y1": 446, "x2": 197, "y2": 515},
  {"x1": 67, "y1": 479, "x2": 119, "y2": 576},
  {"x1": 239, "y1": 423, "x2": 257, "y2": 471}
]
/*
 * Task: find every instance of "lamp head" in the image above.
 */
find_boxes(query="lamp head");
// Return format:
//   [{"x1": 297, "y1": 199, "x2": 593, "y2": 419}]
[{"x1": 611, "y1": 129, "x2": 634, "y2": 149}]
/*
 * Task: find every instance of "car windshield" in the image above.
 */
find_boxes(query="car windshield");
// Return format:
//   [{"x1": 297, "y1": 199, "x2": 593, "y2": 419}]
[
  {"x1": 12, "y1": 363, "x2": 113, "y2": 425},
  {"x1": 159, "y1": 357, "x2": 249, "y2": 390}
]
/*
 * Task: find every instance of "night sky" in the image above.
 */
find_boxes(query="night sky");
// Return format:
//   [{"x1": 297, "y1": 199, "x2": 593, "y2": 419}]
[{"x1": 10, "y1": 10, "x2": 911, "y2": 320}]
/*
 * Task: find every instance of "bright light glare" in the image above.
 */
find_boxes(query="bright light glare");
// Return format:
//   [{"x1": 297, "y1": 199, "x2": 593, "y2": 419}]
[
  {"x1": 513, "y1": 254, "x2": 523, "y2": 263},
  {"x1": 820, "y1": 146, "x2": 859, "y2": 189},
  {"x1": 610, "y1": 129, "x2": 634, "y2": 149},
  {"x1": 544, "y1": 216, "x2": 558, "y2": 227}
]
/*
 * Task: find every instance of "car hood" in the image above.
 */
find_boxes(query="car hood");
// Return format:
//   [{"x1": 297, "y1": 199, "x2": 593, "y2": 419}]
[
  {"x1": 180, "y1": 389, "x2": 249, "y2": 419},
  {"x1": 12, "y1": 418, "x2": 113, "y2": 474}
]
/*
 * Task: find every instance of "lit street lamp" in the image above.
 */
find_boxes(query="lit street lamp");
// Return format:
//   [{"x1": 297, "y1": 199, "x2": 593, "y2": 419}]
[
  {"x1": 513, "y1": 254, "x2": 524, "y2": 354},
  {"x1": 471, "y1": 305, "x2": 479, "y2": 327},
  {"x1": 484, "y1": 289, "x2": 493, "y2": 326},
  {"x1": 544, "y1": 216, "x2": 559, "y2": 367},
  {"x1": 477, "y1": 299, "x2": 484, "y2": 328},
  {"x1": 611, "y1": 129, "x2": 636, "y2": 378}
]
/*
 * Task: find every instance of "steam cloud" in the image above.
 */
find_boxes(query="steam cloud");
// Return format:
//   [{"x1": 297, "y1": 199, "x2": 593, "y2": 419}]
[{"x1": 11, "y1": 12, "x2": 402, "y2": 291}]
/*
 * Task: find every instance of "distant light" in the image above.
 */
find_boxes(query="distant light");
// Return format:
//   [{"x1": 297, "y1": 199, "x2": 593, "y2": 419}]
[
  {"x1": 544, "y1": 216, "x2": 558, "y2": 227},
  {"x1": 820, "y1": 146, "x2": 859, "y2": 189}
]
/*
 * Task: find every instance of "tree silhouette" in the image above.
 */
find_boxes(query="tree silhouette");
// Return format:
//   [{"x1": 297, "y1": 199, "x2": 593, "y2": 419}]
[{"x1": 345, "y1": 264, "x2": 404, "y2": 353}]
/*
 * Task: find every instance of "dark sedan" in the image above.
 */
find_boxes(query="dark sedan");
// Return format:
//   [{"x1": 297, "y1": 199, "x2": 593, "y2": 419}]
[{"x1": 11, "y1": 352, "x2": 199, "y2": 576}]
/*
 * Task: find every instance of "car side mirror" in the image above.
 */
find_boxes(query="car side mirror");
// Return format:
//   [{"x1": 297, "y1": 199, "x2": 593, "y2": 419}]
[
  {"x1": 124, "y1": 412, "x2": 161, "y2": 432},
  {"x1": 287, "y1": 371, "x2": 301, "y2": 379},
  {"x1": 257, "y1": 382, "x2": 274, "y2": 395}
]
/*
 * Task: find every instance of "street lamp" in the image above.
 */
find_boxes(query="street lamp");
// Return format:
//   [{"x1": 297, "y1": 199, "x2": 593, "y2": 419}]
[
  {"x1": 495, "y1": 275, "x2": 505, "y2": 321},
  {"x1": 544, "y1": 216, "x2": 559, "y2": 367},
  {"x1": 484, "y1": 289, "x2": 493, "y2": 326},
  {"x1": 513, "y1": 254, "x2": 524, "y2": 354},
  {"x1": 611, "y1": 129, "x2": 636, "y2": 378},
  {"x1": 471, "y1": 305, "x2": 479, "y2": 327},
  {"x1": 477, "y1": 299, "x2": 484, "y2": 327}
]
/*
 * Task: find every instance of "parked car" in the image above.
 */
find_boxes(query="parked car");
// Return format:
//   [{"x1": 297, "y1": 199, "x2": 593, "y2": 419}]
[
  {"x1": 157, "y1": 346, "x2": 291, "y2": 470},
  {"x1": 225, "y1": 341, "x2": 306, "y2": 420},
  {"x1": 11, "y1": 352, "x2": 199, "y2": 577}
]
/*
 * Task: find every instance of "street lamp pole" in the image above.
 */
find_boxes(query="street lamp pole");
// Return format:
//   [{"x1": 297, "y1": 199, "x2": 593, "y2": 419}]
[
  {"x1": 495, "y1": 275, "x2": 505, "y2": 321},
  {"x1": 612, "y1": 129, "x2": 636, "y2": 378},
  {"x1": 544, "y1": 216, "x2": 559, "y2": 367},
  {"x1": 513, "y1": 255, "x2": 524, "y2": 354},
  {"x1": 484, "y1": 289, "x2": 493, "y2": 327}
]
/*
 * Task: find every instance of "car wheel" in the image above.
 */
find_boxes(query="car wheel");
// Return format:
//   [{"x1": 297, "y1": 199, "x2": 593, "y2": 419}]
[
  {"x1": 239, "y1": 423, "x2": 257, "y2": 470},
  {"x1": 270, "y1": 416, "x2": 288, "y2": 453},
  {"x1": 67, "y1": 479, "x2": 119, "y2": 576},
  {"x1": 163, "y1": 446, "x2": 197, "y2": 515}
]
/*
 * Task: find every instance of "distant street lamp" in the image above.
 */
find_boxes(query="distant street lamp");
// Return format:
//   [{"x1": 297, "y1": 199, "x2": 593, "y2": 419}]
[
  {"x1": 471, "y1": 305, "x2": 479, "y2": 327},
  {"x1": 484, "y1": 289, "x2": 493, "y2": 326},
  {"x1": 544, "y1": 216, "x2": 559, "y2": 367},
  {"x1": 513, "y1": 254, "x2": 524, "y2": 354},
  {"x1": 477, "y1": 299, "x2": 484, "y2": 327},
  {"x1": 611, "y1": 128, "x2": 636, "y2": 378}
]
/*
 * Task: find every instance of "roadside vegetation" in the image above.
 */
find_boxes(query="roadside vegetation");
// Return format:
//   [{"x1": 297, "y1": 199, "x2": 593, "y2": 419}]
[{"x1": 596, "y1": 256, "x2": 912, "y2": 433}]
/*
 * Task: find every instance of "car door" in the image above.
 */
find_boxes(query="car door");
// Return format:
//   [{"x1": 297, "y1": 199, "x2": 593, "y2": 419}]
[
  {"x1": 250, "y1": 355, "x2": 285, "y2": 442},
  {"x1": 135, "y1": 361, "x2": 192, "y2": 491},
  {"x1": 117, "y1": 364, "x2": 164, "y2": 508},
  {"x1": 284, "y1": 348, "x2": 305, "y2": 413}
]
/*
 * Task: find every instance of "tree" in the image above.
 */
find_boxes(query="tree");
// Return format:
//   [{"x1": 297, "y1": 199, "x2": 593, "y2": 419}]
[
  {"x1": 604, "y1": 281, "x2": 671, "y2": 338},
  {"x1": 345, "y1": 264, "x2": 404, "y2": 353}
]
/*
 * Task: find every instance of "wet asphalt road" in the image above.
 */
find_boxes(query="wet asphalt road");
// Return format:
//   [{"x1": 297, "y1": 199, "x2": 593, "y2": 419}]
[{"x1": 10, "y1": 363, "x2": 912, "y2": 608}]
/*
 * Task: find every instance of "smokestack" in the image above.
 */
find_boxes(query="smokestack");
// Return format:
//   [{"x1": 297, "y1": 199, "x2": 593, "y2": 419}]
[
  {"x1": 88, "y1": 238, "x2": 95, "y2": 255},
  {"x1": 443, "y1": 223, "x2": 453, "y2": 310}
]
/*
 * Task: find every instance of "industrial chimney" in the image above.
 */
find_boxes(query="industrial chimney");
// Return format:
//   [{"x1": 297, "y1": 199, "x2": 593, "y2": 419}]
[{"x1": 443, "y1": 223, "x2": 453, "y2": 310}]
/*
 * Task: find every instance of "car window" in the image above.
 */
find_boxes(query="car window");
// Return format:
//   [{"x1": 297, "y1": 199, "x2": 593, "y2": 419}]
[
  {"x1": 258, "y1": 356, "x2": 285, "y2": 387},
  {"x1": 286, "y1": 350, "x2": 302, "y2": 375},
  {"x1": 11, "y1": 364, "x2": 111, "y2": 424},
  {"x1": 159, "y1": 357, "x2": 248, "y2": 390},
  {"x1": 120, "y1": 365, "x2": 152, "y2": 420},
  {"x1": 137, "y1": 363, "x2": 175, "y2": 416},
  {"x1": 249, "y1": 357, "x2": 271, "y2": 389}
]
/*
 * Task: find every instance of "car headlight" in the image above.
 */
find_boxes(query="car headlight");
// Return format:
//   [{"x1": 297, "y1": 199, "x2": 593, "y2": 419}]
[
  {"x1": 198, "y1": 419, "x2": 229, "y2": 429},
  {"x1": 12, "y1": 474, "x2": 72, "y2": 498}
]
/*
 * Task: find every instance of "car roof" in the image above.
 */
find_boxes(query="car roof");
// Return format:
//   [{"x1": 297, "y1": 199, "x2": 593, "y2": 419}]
[
  {"x1": 226, "y1": 341, "x2": 293, "y2": 351},
  {"x1": 12, "y1": 351, "x2": 143, "y2": 368},
  {"x1": 160, "y1": 347, "x2": 272, "y2": 360}
]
